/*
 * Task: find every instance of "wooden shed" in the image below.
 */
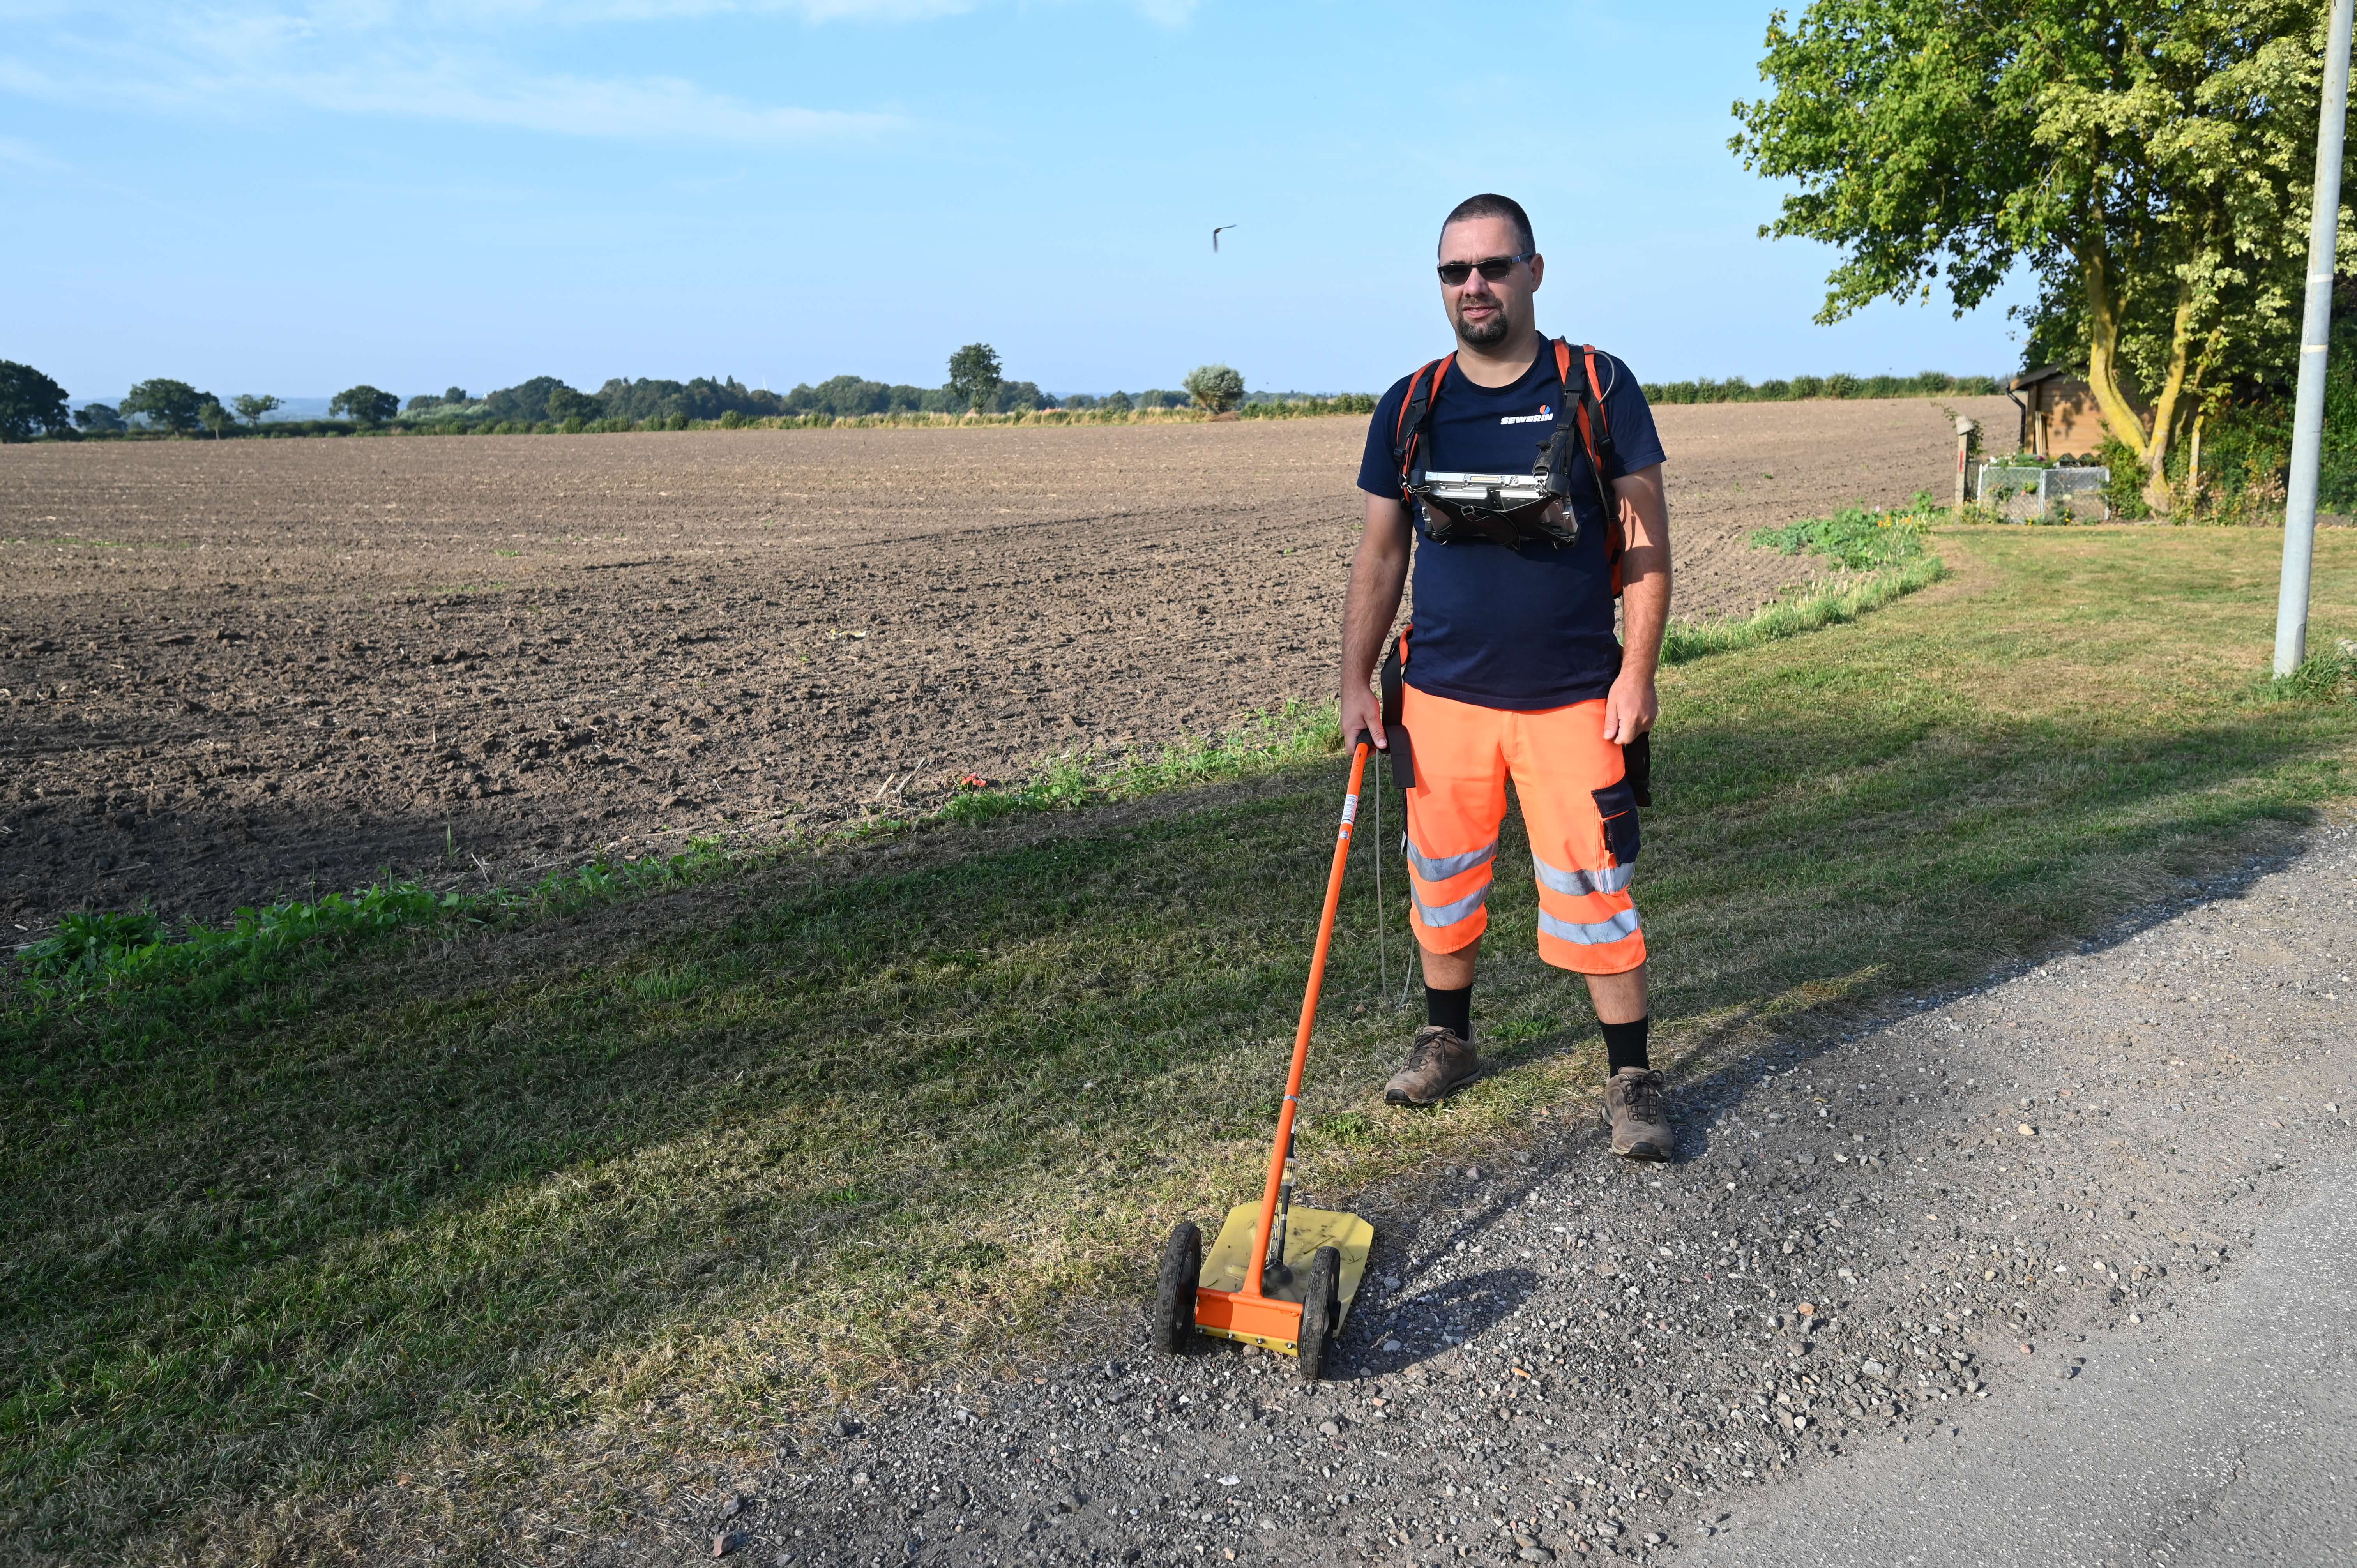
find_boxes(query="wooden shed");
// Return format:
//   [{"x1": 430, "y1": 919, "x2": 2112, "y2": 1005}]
[{"x1": 2010, "y1": 365, "x2": 2121, "y2": 458}]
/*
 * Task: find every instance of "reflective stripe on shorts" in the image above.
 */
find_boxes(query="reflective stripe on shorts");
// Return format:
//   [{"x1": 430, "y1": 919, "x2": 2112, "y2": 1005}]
[
  {"x1": 1538, "y1": 906, "x2": 1643, "y2": 945},
  {"x1": 1412, "y1": 880, "x2": 1490, "y2": 929},
  {"x1": 1409, "y1": 836, "x2": 1499, "y2": 882},
  {"x1": 1532, "y1": 849, "x2": 1634, "y2": 897}
]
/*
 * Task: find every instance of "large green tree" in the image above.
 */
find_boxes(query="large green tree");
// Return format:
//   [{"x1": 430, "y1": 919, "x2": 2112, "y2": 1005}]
[
  {"x1": 544, "y1": 385, "x2": 603, "y2": 424},
  {"x1": 232, "y1": 393, "x2": 282, "y2": 428},
  {"x1": 0, "y1": 360, "x2": 71, "y2": 442},
  {"x1": 122, "y1": 378, "x2": 214, "y2": 434},
  {"x1": 329, "y1": 385, "x2": 399, "y2": 427},
  {"x1": 1732, "y1": 0, "x2": 2355, "y2": 508},
  {"x1": 947, "y1": 342, "x2": 1002, "y2": 413},
  {"x1": 1183, "y1": 363, "x2": 1246, "y2": 415}
]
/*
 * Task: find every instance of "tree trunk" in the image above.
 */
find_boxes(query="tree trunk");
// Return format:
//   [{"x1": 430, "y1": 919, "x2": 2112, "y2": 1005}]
[
  {"x1": 2081, "y1": 241, "x2": 2151, "y2": 463},
  {"x1": 2138, "y1": 283, "x2": 2199, "y2": 514},
  {"x1": 2178, "y1": 405, "x2": 2196, "y2": 512},
  {"x1": 2079, "y1": 239, "x2": 2200, "y2": 516}
]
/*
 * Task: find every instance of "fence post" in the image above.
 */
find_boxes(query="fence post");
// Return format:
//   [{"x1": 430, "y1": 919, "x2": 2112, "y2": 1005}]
[{"x1": 1954, "y1": 417, "x2": 1977, "y2": 511}]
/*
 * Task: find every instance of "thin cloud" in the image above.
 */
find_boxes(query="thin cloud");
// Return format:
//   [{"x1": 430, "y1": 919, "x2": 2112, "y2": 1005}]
[
  {"x1": 0, "y1": 0, "x2": 1197, "y2": 147},
  {"x1": 452, "y1": 0, "x2": 979, "y2": 19},
  {"x1": 266, "y1": 64, "x2": 901, "y2": 142},
  {"x1": 0, "y1": 133, "x2": 69, "y2": 172},
  {"x1": 0, "y1": 16, "x2": 907, "y2": 144},
  {"x1": 429, "y1": 0, "x2": 1190, "y2": 23}
]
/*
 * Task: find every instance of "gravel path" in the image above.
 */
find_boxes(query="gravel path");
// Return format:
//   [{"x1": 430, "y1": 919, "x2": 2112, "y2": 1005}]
[
  {"x1": 601, "y1": 825, "x2": 2354, "y2": 1568},
  {"x1": 1685, "y1": 1151, "x2": 2357, "y2": 1566}
]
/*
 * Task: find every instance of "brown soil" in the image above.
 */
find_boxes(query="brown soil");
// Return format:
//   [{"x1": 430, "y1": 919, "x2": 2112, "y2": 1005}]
[{"x1": 0, "y1": 395, "x2": 2012, "y2": 933}]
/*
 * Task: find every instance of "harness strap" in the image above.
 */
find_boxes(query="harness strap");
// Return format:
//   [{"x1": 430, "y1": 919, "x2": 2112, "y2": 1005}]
[
  {"x1": 1394, "y1": 339, "x2": 1629, "y2": 591},
  {"x1": 1571, "y1": 343, "x2": 1627, "y2": 597},
  {"x1": 1392, "y1": 353, "x2": 1455, "y2": 493}
]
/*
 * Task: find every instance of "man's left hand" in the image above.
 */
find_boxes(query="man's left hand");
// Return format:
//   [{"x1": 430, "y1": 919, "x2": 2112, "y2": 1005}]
[{"x1": 1602, "y1": 670, "x2": 1658, "y2": 745}]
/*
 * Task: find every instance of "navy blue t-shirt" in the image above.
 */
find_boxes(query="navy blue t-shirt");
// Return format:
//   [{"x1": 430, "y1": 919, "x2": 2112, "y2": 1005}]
[{"x1": 1356, "y1": 342, "x2": 1665, "y2": 711}]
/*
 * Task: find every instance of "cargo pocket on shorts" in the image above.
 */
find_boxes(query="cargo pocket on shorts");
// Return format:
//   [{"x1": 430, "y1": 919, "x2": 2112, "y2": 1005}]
[{"x1": 1591, "y1": 779, "x2": 1641, "y2": 869}]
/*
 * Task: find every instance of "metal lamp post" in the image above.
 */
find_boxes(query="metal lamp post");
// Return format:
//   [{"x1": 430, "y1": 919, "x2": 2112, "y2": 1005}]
[{"x1": 2275, "y1": 0, "x2": 2356, "y2": 678}]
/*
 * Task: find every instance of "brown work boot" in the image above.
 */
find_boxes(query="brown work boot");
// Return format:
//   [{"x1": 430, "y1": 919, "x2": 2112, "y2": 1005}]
[
  {"x1": 1604, "y1": 1067, "x2": 1675, "y2": 1160},
  {"x1": 1385, "y1": 1026, "x2": 1479, "y2": 1107}
]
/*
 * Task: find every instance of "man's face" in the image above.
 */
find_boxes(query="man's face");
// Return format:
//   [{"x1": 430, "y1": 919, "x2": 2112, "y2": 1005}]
[{"x1": 1438, "y1": 215, "x2": 1542, "y2": 350}]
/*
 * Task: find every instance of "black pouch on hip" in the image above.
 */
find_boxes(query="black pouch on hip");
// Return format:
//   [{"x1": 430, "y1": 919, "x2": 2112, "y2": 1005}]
[
  {"x1": 1377, "y1": 631, "x2": 1416, "y2": 789},
  {"x1": 1623, "y1": 729, "x2": 1651, "y2": 808}
]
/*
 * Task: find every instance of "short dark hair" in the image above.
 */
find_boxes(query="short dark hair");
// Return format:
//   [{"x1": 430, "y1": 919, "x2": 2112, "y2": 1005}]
[{"x1": 1439, "y1": 193, "x2": 1535, "y2": 257}]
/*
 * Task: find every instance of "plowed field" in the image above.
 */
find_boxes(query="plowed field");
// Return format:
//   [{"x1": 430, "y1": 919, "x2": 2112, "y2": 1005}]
[{"x1": 1, "y1": 396, "x2": 2010, "y2": 932}]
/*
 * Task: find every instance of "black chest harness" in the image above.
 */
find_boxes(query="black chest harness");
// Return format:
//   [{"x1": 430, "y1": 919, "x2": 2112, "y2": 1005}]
[{"x1": 1392, "y1": 337, "x2": 1620, "y2": 551}]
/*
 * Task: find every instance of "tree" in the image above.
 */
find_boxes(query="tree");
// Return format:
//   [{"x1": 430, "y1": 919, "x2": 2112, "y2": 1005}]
[
  {"x1": 544, "y1": 385, "x2": 604, "y2": 424},
  {"x1": 122, "y1": 378, "x2": 213, "y2": 434},
  {"x1": 196, "y1": 399, "x2": 236, "y2": 439},
  {"x1": 232, "y1": 394, "x2": 282, "y2": 429},
  {"x1": 1183, "y1": 363, "x2": 1246, "y2": 415},
  {"x1": 1731, "y1": 0, "x2": 2353, "y2": 510},
  {"x1": 329, "y1": 385, "x2": 399, "y2": 427},
  {"x1": 74, "y1": 403, "x2": 126, "y2": 433},
  {"x1": 0, "y1": 360, "x2": 72, "y2": 442},
  {"x1": 947, "y1": 342, "x2": 1002, "y2": 413},
  {"x1": 986, "y1": 379, "x2": 1049, "y2": 413}
]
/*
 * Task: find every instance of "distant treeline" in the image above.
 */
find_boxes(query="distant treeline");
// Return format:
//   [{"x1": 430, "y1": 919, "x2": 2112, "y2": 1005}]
[
  {"x1": 15, "y1": 357, "x2": 2005, "y2": 446},
  {"x1": 384, "y1": 373, "x2": 1231, "y2": 431},
  {"x1": 1640, "y1": 371, "x2": 2000, "y2": 405},
  {"x1": 140, "y1": 397, "x2": 1385, "y2": 441},
  {"x1": 378, "y1": 374, "x2": 1375, "y2": 434}
]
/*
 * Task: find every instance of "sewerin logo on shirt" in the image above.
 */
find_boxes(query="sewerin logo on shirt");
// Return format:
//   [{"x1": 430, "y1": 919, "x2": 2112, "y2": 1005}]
[{"x1": 1499, "y1": 405, "x2": 1551, "y2": 425}]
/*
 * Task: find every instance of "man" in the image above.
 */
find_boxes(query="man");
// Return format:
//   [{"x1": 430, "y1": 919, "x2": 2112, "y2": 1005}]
[{"x1": 1338, "y1": 192, "x2": 1675, "y2": 1160}]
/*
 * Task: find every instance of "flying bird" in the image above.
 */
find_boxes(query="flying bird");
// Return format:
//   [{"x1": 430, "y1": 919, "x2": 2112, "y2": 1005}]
[{"x1": 1212, "y1": 224, "x2": 1237, "y2": 252}]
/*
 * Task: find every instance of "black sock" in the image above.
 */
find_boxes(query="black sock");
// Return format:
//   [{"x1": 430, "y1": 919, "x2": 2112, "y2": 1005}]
[
  {"x1": 1602, "y1": 1015, "x2": 1651, "y2": 1075},
  {"x1": 1425, "y1": 984, "x2": 1472, "y2": 1042}
]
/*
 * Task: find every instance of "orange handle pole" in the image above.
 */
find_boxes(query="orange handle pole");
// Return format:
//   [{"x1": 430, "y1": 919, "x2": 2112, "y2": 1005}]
[{"x1": 1243, "y1": 740, "x2": 1371, "y2": 1299}]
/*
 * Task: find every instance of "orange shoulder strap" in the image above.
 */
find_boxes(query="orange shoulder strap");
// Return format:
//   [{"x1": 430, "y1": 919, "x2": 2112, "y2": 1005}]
[{"x1": 1392, "y1": 353, "x2": 1456, "y2": 487}]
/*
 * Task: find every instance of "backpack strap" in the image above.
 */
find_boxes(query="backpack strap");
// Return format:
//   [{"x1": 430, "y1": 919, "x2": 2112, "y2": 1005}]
[
  {"x1": 1392, "y1": 354, "x2": 1455, "y2": 495},
  {"x1": 1539, "y1": 341, "x2": 1629, "y2": 597},
  {"x1": 1533, "y1": 342, "x2": 1614, "y2": 499},
  {"x1": 1575, "y1": 344, "x2": 1630, "y2": 597}
]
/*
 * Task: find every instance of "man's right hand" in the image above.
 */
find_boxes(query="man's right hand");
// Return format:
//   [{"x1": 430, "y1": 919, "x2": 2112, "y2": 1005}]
[{"x1": 1341, "y1": 680, "x2": 1387, "y2": 753}]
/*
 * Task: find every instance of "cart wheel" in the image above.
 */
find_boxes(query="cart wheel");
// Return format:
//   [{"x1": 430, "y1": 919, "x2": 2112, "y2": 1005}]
[
  {"x1": 1297, "y1": 1245, "x2": 1342, "y2": 1382},
  {"x1": 1152, "y1": 1221, "x2": 1201, "y2": 1354}
]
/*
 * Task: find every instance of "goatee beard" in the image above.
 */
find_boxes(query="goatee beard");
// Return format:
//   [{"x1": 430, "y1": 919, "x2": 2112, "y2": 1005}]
[{"x1": 1456, "y1": 311, "x2": 1509, "y2": 347}]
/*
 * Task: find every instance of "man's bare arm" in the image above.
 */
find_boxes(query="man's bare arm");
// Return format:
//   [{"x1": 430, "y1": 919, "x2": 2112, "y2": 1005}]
[
  {"x1": 1339, "y1": 493, "x2": 1413, "y2": 750},
  {"x1": 1604, "y1": 463, "x2": 1670, "y2": 744}
]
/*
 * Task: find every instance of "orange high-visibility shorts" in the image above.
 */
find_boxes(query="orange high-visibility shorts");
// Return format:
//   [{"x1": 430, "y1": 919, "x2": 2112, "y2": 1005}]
[{"x1": 1401, "y1": 684, "x2": 1646, "y2": 975}]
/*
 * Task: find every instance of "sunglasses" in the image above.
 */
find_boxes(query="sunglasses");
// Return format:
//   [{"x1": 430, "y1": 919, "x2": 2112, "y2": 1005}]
[{"x1": 1436, "y1": 252, "x2": 1534, "y2": 286}]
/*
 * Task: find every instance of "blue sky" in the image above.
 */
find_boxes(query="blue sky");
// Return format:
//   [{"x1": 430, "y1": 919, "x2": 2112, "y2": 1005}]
[{"x1": 1, "y1": 1, "x2": 2031, "y2": 404}]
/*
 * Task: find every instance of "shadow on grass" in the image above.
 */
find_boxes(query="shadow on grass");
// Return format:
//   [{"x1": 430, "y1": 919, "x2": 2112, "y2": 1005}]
[{"x1": 4, "y1": 562, "x2": 2353, "y2": 1558}]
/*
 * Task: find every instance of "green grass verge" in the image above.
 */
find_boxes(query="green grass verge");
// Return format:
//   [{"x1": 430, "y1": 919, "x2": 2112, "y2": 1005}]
[
  {"x1": 7, "y1": 700, "x2": 1350, "y2": 1029},
  {"x1": 1662, "y1": 499, "x2": 1945, "y2": 664},
  {"x1": 5, "y1": 528, "x2": 2354, "y2": 1561}
]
